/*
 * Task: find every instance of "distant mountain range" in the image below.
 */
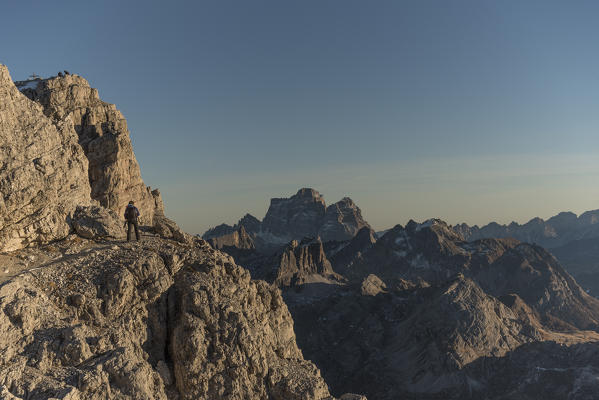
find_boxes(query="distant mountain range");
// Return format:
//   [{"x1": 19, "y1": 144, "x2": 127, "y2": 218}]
[
  {"x1": 204, "y1": 188, "x2": 599, "y2": 399},
  {"x1": 454, "y1": 210, "x2": 599, "y2": 248}
]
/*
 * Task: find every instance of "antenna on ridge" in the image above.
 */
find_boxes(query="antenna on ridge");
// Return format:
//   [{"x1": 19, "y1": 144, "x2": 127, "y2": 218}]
[{"x1": 29, "y1": 73, "x2": 40, "y2": 80}]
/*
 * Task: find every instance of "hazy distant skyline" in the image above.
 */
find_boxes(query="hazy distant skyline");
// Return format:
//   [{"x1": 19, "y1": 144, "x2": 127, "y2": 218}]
[{"x1": 2, "y1": 1, "x2": 598, "y2": 233}]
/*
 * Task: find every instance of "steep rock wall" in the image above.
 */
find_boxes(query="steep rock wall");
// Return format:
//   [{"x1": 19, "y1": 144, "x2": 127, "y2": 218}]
[
  {"x1": 17, "y1": 72, "x2": 161, "y2": 224},
  {"x1": 0, "y1": 65, "x2": 91, "y2": 251}
]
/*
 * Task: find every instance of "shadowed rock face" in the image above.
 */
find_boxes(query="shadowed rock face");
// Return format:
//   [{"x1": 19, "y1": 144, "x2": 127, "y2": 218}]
[
  {"x1": 285, "y1": 272, "x2": 599, "y2": 400},
  {"x1": 319, "y1": 198, "x2": 371, "y2": 242},
  {"x1": 250, "y1": 238, "x2": 345, "y2": 287},
  {"x1": 551, "y1": 238, "x2": 599, "y2": 296},
  {"x1": 262, "y1": 188, "x2": 327, "y2": 241},
  {"x1": 0, "y1": 65, "x2": 91, "y2": 251},
  {"x1": 237, "y1": 213, "x2": 262, "y2": 235},
  {"x1": 274, "y1": 218, "x2": 599, "y2": 399},
  {"x1": 17, "y1": 72, "x2": 162, "y2": 225},
  {"x1": 203, "y1": 213, "x2": 262, "y2": 241},
  {"x1": 327, "y1": 227, "x2": 377, "y2": 276},
  {"x1": 343, "y1": 219, "x2": 599, "y2": 330}
]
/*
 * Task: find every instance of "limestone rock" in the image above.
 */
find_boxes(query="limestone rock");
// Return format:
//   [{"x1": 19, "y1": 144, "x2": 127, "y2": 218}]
[
  {"x1": 72, "y1": 205, "x2": 125, "y2": 239},
  {"x1": 208, "y1": 225, "x2": 255, "y2": 250},
  {"x1": 0, "y1": 65, "x2": 92, "y2": 251},
  {"x1": 360, "y1": 274, "x2": 386, "y2": 296},
  {"x1": 170, "y1": 248, "x2": 334, "y2": 399},
  {"x1": 0, "y1": 236, "x2": 335, "y2": 399},
  {"x1": 202, "y1": 223, "x2": 236, "y2": 240},
  {"x1": 319, "y1": 197, "x2": 371, "y2": 242},
  {"x1": 266, "y1": 238, "x2": 346, "y2": 287},
  {"x1": 153, "y1": 215, "x2": 191, "y2": 243},
  {"x1": 339, "y1": 395, "x2": 367, "y2": 400},
  {"x1": 328, "y1": 227, "x2": 377, "y2": 276},
  {"x1": 237, "y1": 213, "x2": 262, "y2": 235},
  {"x1": 261, "y1": 188, "x2": 327, "y2": 241},
  {"x1": 17, "y1": 72, "x2": 161, "y2": 225}
]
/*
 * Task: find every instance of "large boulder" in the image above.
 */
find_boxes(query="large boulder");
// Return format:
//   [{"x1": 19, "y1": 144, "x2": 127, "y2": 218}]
[
  {"x1": 153, "y1": 215, "x2": 191, "y2": 243},
  {"x1": 72, "y1": 205, "x2": 125, "y2": 239}
]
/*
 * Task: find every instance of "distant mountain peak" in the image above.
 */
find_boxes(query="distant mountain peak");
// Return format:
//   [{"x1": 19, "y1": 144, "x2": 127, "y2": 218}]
[
  {"x1": 204, "y1": 188, "x2": 372, "y2": 248},
  {"x1": 454, "y1": 207, "x2": 599, "y2": 249}
]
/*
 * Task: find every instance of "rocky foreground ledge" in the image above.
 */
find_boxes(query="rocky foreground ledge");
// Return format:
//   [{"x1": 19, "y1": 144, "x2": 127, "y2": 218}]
[{"x1": 0, "y1": 235, "x2": 362, "y2": 399}]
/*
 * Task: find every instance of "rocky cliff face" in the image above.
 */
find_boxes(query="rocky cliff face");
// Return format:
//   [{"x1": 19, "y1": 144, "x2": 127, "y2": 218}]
[
  {"x1": 0, "y1": 65, "x2": 91, "y2": 251},
  {"x1": 16, "y1": 72, "x2": 162, "y2": 224},
  {"x1": 0, "y1": 236, "x2": 340, "y2": 399},
  {"x1": 318, "y1": 198, "x2": 371, "y2": 242},
  {"x1": 327, "y1": 227, "x2": 377, "y2": 276},
  {"x1": 261, "y1": 188, "x2": 327, "y2": 242},
  {"x1": 203, "y1": 213, "x2": 262, "y2": 241},
  {"x1": 208, "y1": 225, "x2": 255, "y2": 250}
]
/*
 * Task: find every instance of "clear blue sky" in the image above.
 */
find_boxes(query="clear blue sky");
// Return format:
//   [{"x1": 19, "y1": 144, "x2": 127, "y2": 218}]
[{"x1": 2, "y1": 0, "x2": 598, "y2": 233}]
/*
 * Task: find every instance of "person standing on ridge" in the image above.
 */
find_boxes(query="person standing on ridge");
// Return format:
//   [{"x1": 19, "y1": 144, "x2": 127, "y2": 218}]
[{"x1": 124, "y1": 200, "x2": 140, "y2": 241}]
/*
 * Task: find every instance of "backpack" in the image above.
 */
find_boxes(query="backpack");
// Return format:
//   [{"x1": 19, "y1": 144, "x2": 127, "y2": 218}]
[{"x1": 125, "y1": 206, "x2": 138, "y2": 221}]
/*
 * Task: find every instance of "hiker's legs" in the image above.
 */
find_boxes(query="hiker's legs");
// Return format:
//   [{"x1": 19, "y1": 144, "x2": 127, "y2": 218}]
[
  {"x1": 127, "y1": 221, "x2": 133, "y2": 241},
  {"x1": 134, "y1": 221, "x2": 140, "y2": 241}
]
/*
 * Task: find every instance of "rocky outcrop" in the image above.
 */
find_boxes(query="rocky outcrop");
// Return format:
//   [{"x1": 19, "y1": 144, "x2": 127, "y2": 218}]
[
  {"x1": 360, "y1": 274, "x2": 387, "y2": 296},
  {"x1": 153, "y1": 215, "x2": 191, "y2": 243},
  {"x1": 237, "y1": 213, "x2": 262, "y2": 235},
  {"x1": 170, "y1": 243, "x2": 333, "y2": 399},
  {"x1": 262, "y1": 188, "x2": 327, "y2": 241},
  {"x1": 0, "y1": 236, "x2": 340, "y2": 399},
  {"x1": 72, "y1": 205, "x2": 125, "y2": 239},
  {"x1": 203, "y1": 223, "x2": 236, "y2": 240},
  {"x1": 319, "y1": 198, "x2": 370, "y2": 242},
  {"x1": 254, "y1": 238, "x2": 345, "y2": 287},
  {"x1": 17, "y1": 73, "x2": 161, "y2": 225},
  {"x1": 328, "y1": 227, "x2": 377, "y2": 276},
  {"x1": 203, "y1": 214, "x2": 262, "y2": 242},
  {"x1": 208, "y1": 225, "x2": 255, "y2": 250},
  {"x1": 0, "y1": 65, "x2": 91, "y2": 251}
]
